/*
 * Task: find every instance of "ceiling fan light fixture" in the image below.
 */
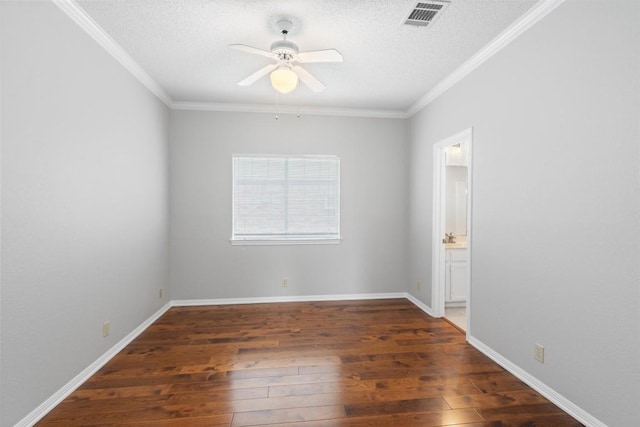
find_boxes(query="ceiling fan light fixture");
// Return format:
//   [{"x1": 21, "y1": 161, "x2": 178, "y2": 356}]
[{"x1": 270, "y1": 66, "x2": 298, "y2": 94}]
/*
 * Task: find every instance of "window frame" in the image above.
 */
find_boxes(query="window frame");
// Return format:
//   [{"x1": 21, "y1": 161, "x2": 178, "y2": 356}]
[{"x1": 230, "y1": 154, "x2": 341, "y2": 246}]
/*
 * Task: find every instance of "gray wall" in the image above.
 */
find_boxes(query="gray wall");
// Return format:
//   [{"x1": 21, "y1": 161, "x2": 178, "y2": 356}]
[
  {"x1": 170, "y1": 111, "x2": 408, "y2": 300},
  {"x1": 3, "y1": 0, "x2": 639, "y2": 426},
  {"x1": 408, "y1": 1, "x2": 640, "y2": 425},
  {"x1": 0, "y1": 2, "x2": 170, "y2": 425}
]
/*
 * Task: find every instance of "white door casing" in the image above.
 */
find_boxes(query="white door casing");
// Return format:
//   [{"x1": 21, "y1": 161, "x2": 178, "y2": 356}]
[{"x1": 431, "y1": 128, "x2": 473, "y2": 335}]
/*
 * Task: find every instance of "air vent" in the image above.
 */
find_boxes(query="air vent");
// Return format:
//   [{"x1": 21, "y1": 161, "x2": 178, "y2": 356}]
[{"x1": 404, "y1": 1, "x2": 450, "y2": 27}]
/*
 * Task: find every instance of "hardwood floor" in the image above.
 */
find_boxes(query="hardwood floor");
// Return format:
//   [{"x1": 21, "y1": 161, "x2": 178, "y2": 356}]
[{"x1": 37, "y1": 299, "x2": 583, "y2": 426}]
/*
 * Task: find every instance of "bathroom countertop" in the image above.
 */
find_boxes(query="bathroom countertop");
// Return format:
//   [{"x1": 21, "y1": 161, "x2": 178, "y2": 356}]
[
  {"x1": 445, "y1": 236, "x2": 467, "y2": 249},
  {"x1": 445, "y1": 242, "x2": 467, "y2": 249}
]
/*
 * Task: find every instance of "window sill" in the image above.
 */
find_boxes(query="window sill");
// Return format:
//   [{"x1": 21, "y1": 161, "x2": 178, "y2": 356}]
[{"x1": 230, "y1": 238, "x2": 342, "y2": 246}]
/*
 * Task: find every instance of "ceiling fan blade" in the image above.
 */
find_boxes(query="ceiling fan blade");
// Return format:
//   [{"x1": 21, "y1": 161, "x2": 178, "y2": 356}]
[
  {"x1": 229, "y1": 44, "x2": 277, "y2": 59},
  {"x1": 293, "y1": 66, "x2": 326, "y2": 93},
  {"x1": 297, "y1": 49, "x2": 343, "y2": 63},
  {"x1": 238, "y1": 64, "x2": 277, "y2": 86}
]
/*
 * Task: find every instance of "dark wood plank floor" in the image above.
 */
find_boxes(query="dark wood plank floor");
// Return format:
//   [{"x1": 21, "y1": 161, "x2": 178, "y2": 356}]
[{"x1": 37, "y1": 299, "x2": 583, "y2": 426}]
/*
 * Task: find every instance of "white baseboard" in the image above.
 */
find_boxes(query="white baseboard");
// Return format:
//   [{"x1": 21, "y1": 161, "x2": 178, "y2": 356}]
[
  {"x1": 16, "y1": 295, "x2": 603, "y2": 427},
  {"x1": 405, "y1": 293, "x2": 437, "y2": 317},
  {"x1": 172, "y1": 292, "x2": 407, "y2": 307},
  {"x1": 468, "y1": 336, "x2": 606, "y2": 427},
  {"x1": 405, "y1": 297, "x2": 603, "y2": 426},
  {"x1": 15, "y1": 302, "x2": 172, "y2": 427},
  {"x1": 15, "y1": 293, "x2": 408, "y2": 425},
  {"x1": 444, "y1": 301, "x2": 467, "y2": 308}
]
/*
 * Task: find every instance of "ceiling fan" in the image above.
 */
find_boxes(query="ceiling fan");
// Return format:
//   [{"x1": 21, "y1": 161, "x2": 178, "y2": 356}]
[{"x1": 229, "y1": 19, "x2": 343, "y2": 94}]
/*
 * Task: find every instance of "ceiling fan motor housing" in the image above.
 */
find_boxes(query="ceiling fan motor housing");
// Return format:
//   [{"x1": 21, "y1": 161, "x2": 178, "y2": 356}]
[{"x1": 270, "y1": 40, "x2": 298, "y2": 61}]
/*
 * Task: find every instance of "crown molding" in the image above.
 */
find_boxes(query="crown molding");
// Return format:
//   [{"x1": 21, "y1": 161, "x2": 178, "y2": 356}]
[
  {"x1": 171, "y1": 101, "x2": 409, "y2": 119},
  {"x1": 406, "y1": 0, "x2": 566, "y2": 117},
  {"x1": 50, "y1": 0, "x2": 406, "y2": 119},
  {"x1": 53, "y1": 0, "x2": 565, "y2": 120},
  {"x1": 52, "y1": 0, "x2": 173, "y2": 107}
]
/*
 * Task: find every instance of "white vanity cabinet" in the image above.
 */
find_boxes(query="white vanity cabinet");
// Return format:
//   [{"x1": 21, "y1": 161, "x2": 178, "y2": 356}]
[{"x1": 445, "y1": 248, "x2": 467, "y2": 303}]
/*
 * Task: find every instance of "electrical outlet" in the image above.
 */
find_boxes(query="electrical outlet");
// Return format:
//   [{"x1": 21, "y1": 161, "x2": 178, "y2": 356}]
[
  {"x1": 534, "y1": 343, "x2": 544, "y2": 363},
  {"x1": 103, "y1": 321, "x2": 110, "y2": 338},
  {"x1": 417, "y1": 281, "x2": 422, "y2": 291},
  {"x1": 281, "y1": 278, "x2": 288, "y2": 288},
  {"x1": 159, "y1": 289, "x2": 164, "y2": 299}
]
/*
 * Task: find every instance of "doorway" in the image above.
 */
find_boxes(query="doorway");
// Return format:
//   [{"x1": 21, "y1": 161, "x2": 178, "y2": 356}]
[{"x1": 431, "y1": 128, "x2": 472, "y2": 334}]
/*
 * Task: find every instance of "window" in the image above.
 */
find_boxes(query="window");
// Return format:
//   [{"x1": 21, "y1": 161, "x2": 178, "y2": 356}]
[{"x1": 231, "y1": 155, "x2": 340, "y2": 244}]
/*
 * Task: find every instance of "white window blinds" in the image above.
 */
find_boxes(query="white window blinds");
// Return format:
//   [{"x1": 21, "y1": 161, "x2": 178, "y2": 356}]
[{"x1": 232, "y1": 155, "x2": 340, "y2": 242}]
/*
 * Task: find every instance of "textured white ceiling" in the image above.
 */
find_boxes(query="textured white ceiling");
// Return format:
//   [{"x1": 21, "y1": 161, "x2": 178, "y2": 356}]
[{"x1": 75, "y1": 0, "x2": 537, "y2": 114}]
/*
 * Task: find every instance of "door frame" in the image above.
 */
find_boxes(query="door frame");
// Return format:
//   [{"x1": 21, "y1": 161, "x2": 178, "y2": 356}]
[{"x1": 431, "y1": 128, "x2": 473, "y2": 334}]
